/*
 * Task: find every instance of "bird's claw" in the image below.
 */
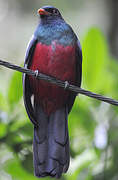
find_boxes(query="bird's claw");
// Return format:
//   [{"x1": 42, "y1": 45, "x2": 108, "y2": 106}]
[
  {"x1": 35, "y1": 70, "x2": 39, "y2": 78},
  {"x1": 64, "y1": 81, "x2": 69, "y2": 90}
]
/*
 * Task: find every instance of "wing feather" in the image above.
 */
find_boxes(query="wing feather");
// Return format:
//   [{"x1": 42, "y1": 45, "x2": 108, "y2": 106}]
[
  {"x1": 23, "y1": 36, "x2": 38, "y2": 126},
  {"x1": 67, "y1": 40, "x2": 82, "y2": 113}
]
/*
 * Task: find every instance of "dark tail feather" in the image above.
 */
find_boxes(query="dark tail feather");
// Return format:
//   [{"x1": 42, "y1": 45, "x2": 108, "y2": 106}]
[
  {"x1": 33, "y1": 105, "x2": 70, "y2": 178},
  {"x1": 33, "y1": 103, "x2": 49, "y2": 177},
  {"x1": 47, "y1": 107, "x2": 70, "y2": 178}
]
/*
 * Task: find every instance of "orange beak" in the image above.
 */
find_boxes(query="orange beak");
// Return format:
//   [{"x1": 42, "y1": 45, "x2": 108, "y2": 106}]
[{"x1": 38, "y1": 8, "x2": 49, "y2": 15}]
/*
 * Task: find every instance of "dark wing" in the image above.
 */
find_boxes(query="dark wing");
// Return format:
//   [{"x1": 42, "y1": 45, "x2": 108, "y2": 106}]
[
  {"x1": 23, "y1": 35, "x2": 38, "y2": 127},
  {"x1": 67, "y1": 40, "x2": 82, "y2": 113},
  {"x1": 75, "y1": 40, "x2": 82, "y2": 87}
]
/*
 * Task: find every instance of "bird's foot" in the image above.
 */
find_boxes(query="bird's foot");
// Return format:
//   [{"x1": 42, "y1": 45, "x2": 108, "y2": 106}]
[
  {"x1": 64, "y1": 81, "x2": 69, "y2": 90},
  {"x1": 35, "y1": 70, "x2": 39, "y2": 78}
]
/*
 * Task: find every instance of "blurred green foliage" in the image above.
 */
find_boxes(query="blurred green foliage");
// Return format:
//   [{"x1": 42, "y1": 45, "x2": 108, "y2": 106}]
[{"x1": 0, "y1": 27, "x2": 118, "y2": 180}]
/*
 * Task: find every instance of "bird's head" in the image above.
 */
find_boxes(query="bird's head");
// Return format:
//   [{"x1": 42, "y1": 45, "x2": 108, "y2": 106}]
[{"x1": 37, "y1": 6, "x2": 63, "y2": 22}]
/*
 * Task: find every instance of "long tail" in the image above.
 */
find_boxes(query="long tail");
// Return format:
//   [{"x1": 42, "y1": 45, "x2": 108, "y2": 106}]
[{"x1": 33, "y1": 104, "x2": 70, "y2": 178}]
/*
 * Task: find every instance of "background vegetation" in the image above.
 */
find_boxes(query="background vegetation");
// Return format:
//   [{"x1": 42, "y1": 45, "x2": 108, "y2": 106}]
[{"x1": 0, "y1": 0, "x2": 118, "y2": 180}]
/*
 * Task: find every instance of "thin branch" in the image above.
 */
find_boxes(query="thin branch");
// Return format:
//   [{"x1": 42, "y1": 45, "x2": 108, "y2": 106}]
[{"x1": 0, "y1": 59, "x2": 118, "y2": 106}]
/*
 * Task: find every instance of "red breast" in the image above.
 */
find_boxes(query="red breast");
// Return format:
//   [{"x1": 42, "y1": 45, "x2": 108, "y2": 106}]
[{"x1": 29, "y1": 41, "x2": 76, "y2": 115}]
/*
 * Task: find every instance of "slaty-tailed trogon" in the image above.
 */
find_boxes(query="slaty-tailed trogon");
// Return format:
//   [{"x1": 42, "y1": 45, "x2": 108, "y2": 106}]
[{"x1": 23, "y1": 6, "x2": 82, "y2": 179}]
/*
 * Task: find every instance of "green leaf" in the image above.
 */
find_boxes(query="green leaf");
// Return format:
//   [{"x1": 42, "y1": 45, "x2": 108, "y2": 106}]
[
  {"x1": 0, "y1": 123, "x2": 7, "y2": 138},
  {"x1": 0, "y1": 92, "x2": 8, "y2": 111},
  {"x1": 8, "y1": 71, "x2": 23, "y2": 108},
  {"x1": 82, "y1": 27, "x2": 108, "y2": 91}
]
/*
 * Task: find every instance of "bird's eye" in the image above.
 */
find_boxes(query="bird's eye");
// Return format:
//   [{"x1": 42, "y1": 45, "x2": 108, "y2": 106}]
[{"x1": 52, "y1": 9, "x2": 59, "y2": 15}]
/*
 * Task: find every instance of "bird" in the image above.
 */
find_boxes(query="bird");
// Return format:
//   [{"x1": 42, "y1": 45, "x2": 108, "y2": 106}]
[{"x1": 23, "y1": 5, "x2": 82, "y2": 179}]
